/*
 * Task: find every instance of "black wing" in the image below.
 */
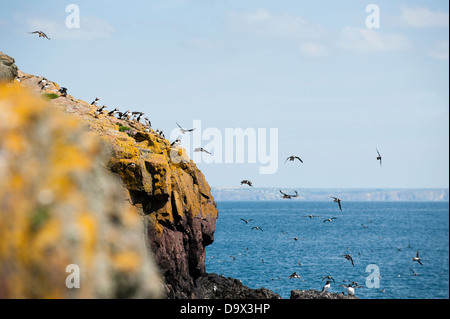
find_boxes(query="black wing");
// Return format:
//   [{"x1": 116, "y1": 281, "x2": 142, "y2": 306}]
[
  {"x1": 294, "y1": 156, "x2": 303, "y2": 163},
  {"x1": 279, "y1": 190, "x2": 287, "y2": 196}
]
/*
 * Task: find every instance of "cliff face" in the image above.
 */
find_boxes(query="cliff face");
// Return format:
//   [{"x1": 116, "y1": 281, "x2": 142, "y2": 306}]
[{"x1": 11, "y1": 68, "x2": 218, "y2": 298}]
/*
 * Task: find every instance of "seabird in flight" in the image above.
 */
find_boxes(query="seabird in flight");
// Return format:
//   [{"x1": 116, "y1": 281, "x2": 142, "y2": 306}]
[
  {"x1": 322, "y1": 276, "x2": 335, "y2": 284},
  {"x1": 251, "y1": 226, "x2": 263, "y2": 231},
  {"x1": 303, "y1": 214, "x2": 320, "y2": 219},
  {"x1": 339, "y1": 283, "x2": 363, "y2": 296},
  {"x1": 323, "y1": 217, "x2": 337, "y2": 223},
  {"x1": 410, "y1": 268, "x2": 420, "y2": 277},
  {"x1": 341, "y1": 254, "x2": 354, "y2": 266},
  {"x1": 330, "y1": 196, "x2": 342, "y2": 211},
  {"x1": 241, "y1": 180, "x2": 253, "y2": 187},
  {"x1": 240, "y1": 218, "x2": 253, "y2": 224},
  {"x1": 376, "y1": 149, "x2": 382, "y2": 167},
  {"x1": 177, "y1": 122, "x2": 196, "y2": 134},
  {"x1": 285, "y1": 155, "x2": 303, "y2": 164},
  {"x1": 194, "y1": 147, "x2": 212, "y2": 155},
  {"x1": 361, "y1": 224, "x2": 369, "y2": 229},
  {"x1": 412, "y1": 250, "x2": 423, "y2": 265},
  {"x1": 288, "y1": 272, "x2": 301, "y2": 279},
  {"x1": 29, "y1": 30, "x2": 50, "y2": 40},
  {"x1": 279, "y1": 190, "x2": 299, "y2": 199}
]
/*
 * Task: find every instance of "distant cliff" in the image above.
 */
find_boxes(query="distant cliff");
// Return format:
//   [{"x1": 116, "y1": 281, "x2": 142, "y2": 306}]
[{"x1": 212, "y1": 187, "x2": 449, "y2": 202}]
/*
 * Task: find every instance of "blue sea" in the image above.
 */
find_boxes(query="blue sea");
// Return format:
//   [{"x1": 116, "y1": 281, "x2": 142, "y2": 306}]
[{"x1": 205, "y1": 201, "x2": 449, "y2": 299}]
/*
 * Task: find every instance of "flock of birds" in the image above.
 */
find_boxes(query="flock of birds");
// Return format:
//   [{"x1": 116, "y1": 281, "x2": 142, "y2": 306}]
[
  {"x1": 29, "y1": 29, "x2": 424, "y2": 298},
  {"x1": 228, "y1": 148, "x2": 423, "y2": 296}
]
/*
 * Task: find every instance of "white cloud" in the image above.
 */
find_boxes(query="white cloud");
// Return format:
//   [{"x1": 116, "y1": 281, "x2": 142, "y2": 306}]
[
  {"x1": 338, "y1": 27, "x2": 412, "y2": 53},
  {"x1": 298, "y1": 42, "x2": 330, "y2": 58},
  {"x1": 428, "y1": 40, "x2": 449, "y2": 61},
  {"x1": 400, "y1": 6, "x2": 449, "y2": 28},
  {"x1": 228, "y1": 9, "x2": 327, "y2": 40},
  {"x1": 27, "y1": 16, "x2": 114, "y2": 41}
]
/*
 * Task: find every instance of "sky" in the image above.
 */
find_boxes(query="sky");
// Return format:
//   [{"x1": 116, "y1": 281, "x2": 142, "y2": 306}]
[{"x1": 0, "y1": 0, "x2": 448, "y2": 189}]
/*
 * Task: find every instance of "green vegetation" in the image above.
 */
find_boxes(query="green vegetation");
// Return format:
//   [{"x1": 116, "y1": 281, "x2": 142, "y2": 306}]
[
  {"x1": 41, "y1": 93, "x2": 59, "y2": 100},
  {"x1": 118, "y1": 125, "x2": 131, "y2": 132}
]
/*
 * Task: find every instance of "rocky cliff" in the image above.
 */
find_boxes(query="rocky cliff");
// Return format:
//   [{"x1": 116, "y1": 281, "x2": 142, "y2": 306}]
[{"x1": 1, "y1": 51, "x2": 358, "y2": 299}]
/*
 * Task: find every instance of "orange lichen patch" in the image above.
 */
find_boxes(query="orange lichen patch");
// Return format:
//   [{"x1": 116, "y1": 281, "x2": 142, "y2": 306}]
[
  {"x1": 0, "y1": 84, "x2": 162, "y2": 299},
  {"x1": 76, "y1": 212, "x2": 98, "y2": 267},
  {"x1": 112, "y1": 251, "x2": 142, "y2": 273}
]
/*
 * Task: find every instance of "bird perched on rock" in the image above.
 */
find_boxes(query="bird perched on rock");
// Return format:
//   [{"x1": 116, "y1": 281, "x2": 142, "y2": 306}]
[
  {"x1": 107, "y1": 108, "x2": 119, "y2": 116},
  {"x1": 285, "y1": 155, "x2": 303, "y2": 164},
  {"x1": 144, "y1": 117, "x2": 152, "y2": 128},
  {"x1": 59, "y1": 87, "x2": 68, "y2": 97},
  {"x1": 241, "y1": 180, "x2": 253, "y2": 187},
  {"x1": 29, "y1": 30, "x2": 50, "y2": 40},
  {"x1": 171, "y1": 135, "x2": 182, "y2": 147},
  {"x1": 91, "y1": 97, "x2": 100, "y2": 106},
  {"x1": 322, "y1": 280, "x2": 331, "y2": 292},
  {"x1": 330, "y1": 196, "x2": 342, "y2": 211}
]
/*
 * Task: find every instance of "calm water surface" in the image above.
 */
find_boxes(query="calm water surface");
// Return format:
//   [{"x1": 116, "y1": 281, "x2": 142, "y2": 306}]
[{"x1": 205, "y1": 201, "x2": 449, "y2": 299}]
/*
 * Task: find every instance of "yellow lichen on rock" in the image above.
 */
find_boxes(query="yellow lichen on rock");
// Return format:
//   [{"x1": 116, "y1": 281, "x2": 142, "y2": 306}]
[{"x1": 0, "y1": 84, "x2": 163, "y2": 299}]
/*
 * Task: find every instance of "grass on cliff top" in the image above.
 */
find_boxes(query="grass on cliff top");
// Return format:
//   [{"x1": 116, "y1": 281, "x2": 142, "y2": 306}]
[
  {"x1": 41, "y1": 93, "x2": 59, "y2": 100},
  {"x1": 118, "y1": 125, "x2": 131, "y2": 132}
]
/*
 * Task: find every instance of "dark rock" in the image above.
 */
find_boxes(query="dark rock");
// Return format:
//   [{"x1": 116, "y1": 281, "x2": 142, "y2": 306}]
[
  {"x1": 193, "y1": 273, "x2": 282, "y2": 299},
  {"x1": 290, "y1": 289, "x2": 359, "y2": 299}
]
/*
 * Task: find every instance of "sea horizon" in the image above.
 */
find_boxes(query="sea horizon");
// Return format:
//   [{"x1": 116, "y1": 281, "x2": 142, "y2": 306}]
[{"x1": 211, "y1": 187, "x2": 449, "y2": 202}]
